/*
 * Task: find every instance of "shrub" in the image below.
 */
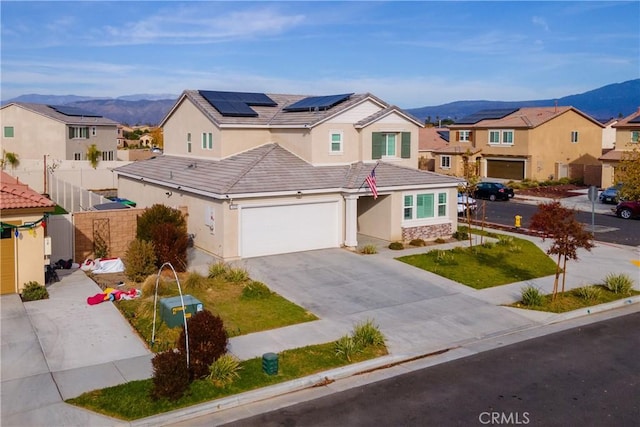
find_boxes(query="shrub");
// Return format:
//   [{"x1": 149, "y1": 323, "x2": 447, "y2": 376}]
[
  {"x1": 241, "y1": 281, "x2": 272, "y2": 300},
  {"x1": 388, "y1": 241, "x2": 404, "y2": 250},
  {"x1": 521, "y1": 285, "x2": 544, "y2": 306},
  {"x1": 21, "y1": 281, "x2": 49, "y2": 301},
  {"x1": 334, "y1": 335, "x2": 360, "y2": 362},
  {"x1": 208, "y1": 262, "x2": 229, "y2": 279},
  {"x1": 603, "y1": 273, "x2": 634, "y2": 295},
  {"x1": 225, "y1": 266, "x2": 249, "y2": 283},
  {"x1": 150, "y1": 349, "x2": 190, "y2": 401},
  {"x1": 574, "y1": 285, "x2": 601, "y2": 301},
  {"x1": 151, "y1": 222, "x2": 189, "y2": 272},
  {"x1": 360, "y1": 244, "x2": 378, "y2": 255},
  {"x1": 352, "y1": 319, "x2": 385, "y2": 348},
  {"x1": 176, "y1": 310, "x2": 228, "y2": 379},
  {"x1": 125, "y1": 239, "x2": 157, "y2": 282},
  {"x1": 410, "y1": 238, "x2": 426, "y2": 247},
  {"x1": 208, "y1": 354, "x2": 242, "y2": 387}
]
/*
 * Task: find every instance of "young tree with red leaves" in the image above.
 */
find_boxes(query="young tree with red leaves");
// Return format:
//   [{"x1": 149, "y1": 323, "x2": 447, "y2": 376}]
[{"x1": 529, "y1": 201, "x2": 594, "y2": 300}]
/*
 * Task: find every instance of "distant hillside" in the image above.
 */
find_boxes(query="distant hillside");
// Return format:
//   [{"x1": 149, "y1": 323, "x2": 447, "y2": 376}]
[{"x1": 405, "y1": 79, "x2": 640, "y2": 123}]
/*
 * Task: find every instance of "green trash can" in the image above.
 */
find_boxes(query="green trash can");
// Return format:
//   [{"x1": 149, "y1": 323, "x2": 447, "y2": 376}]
[{"x1": 262, "y1": 352, "x2": 278, "y2": 375}]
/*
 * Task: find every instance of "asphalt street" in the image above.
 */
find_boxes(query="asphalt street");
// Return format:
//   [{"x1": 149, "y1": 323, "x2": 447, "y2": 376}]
[{"x1": 223, "y1": 312, "x2": 640, "y2": 427}]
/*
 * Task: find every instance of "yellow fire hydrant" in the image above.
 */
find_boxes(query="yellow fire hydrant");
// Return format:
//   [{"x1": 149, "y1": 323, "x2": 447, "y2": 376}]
[{"x1": 515, "y1": 215, "x2": 522, "y2": 229}]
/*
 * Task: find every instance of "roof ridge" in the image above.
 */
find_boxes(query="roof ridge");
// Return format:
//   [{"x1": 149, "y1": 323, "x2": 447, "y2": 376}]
[{"x1": 223, "y1": 144, "x2": 279, "y2": 193}]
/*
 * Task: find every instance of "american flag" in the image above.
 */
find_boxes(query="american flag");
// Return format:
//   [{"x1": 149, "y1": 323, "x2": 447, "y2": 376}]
[{"x1": 366, "y1": 168, "x2": 378, "y2": 199}]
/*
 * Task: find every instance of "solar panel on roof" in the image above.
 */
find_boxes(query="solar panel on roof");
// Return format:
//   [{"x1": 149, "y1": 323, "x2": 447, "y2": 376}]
[
  {"x1": 283, "y1": 93, "x2": 353, "y2": 112},
  {"x1": 628, "y1": 116, "x2": 640, "y2": 124},
  {"x1": 49, "y1": 105, "x2": 102, "y2": 117},
  {"x1": 198, "y1": 90, "x2": 277, "y2": 117},
  {"x1": 455, "y1": 108, "x2": 519, "y2": 125}
]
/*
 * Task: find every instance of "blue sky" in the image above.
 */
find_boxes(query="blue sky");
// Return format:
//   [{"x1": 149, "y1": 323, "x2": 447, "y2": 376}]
[{"x1": 1, "y1": 1, "x2": 638, "y2": 108}]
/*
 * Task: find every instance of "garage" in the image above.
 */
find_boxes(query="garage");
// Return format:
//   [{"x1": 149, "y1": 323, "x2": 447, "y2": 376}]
[
  {"x1": 486, "y1": 159, "x2": 525, "y2": 180},
  {"x1": 240, "y1": 201, "x2": 341, "y2": 258}
]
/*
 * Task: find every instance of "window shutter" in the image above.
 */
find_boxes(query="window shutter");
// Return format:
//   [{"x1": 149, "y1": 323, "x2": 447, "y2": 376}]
[
  {"x1": 401, "y1": 132, "x2": 411, "y2": 158},
  {"x1": 372, "y1": 132, "x2": 383, "y2": 159}
]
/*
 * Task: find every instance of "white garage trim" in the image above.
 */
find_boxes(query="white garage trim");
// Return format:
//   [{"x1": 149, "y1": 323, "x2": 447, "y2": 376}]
[{"x1": 239, "y1": 200, "x2": 341, "y2": 258}]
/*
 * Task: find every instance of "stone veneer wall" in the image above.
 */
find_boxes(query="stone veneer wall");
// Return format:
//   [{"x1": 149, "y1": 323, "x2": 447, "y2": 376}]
[{"x1": 402, "y1": 222, "x2": 453, "y2": 242}]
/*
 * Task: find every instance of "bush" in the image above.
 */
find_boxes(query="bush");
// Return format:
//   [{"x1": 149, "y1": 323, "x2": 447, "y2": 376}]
[
  {"x1": 603, "y1": 273, "x2": 634, "y2": 295},
  {"x1": 151, "y1": 222, "x2": 189, "y2": 272},
  {"x1": 150, "y1": 349, "x2": 190, "y2": 401},
  {"x1": 21, "y1": 281, "x2": 48, "y2": 301},
  {"x1": 125, "y1": 239, "x2": 157, "y2": 282},
  {"x1": 208, "y1": 354, "x2": 242, "y2": 387},
  {"x1": 334, "y1": 335, "x2": 359, "y2": 362},
  {"x1": 521, "y1": 285, "x2": 544, "y2": 306},
  {"x1": 208, "y1": 262, "x2": 229, "y2": 279},
  {"x1": 360, "y1": 244, "x2": 378, "y2": 255},
  {"x1": 574, "y1": 285, "x2": 601, "y2": 301},
  {"x1": 352, "y1": 319, "x2": 385, "y2": 348},
  {"x1": 388, "y1": 241, "x2": 404, "y2": 250},
  {"x1": 241, "y1": 281, "x2": 272, "y2": 300},
  {"x1": 410, "y1": 238, "x2": 426, "y2": 247},
  {"x1": 177, "y1": 310, "x2": 228, "y2": 379}
]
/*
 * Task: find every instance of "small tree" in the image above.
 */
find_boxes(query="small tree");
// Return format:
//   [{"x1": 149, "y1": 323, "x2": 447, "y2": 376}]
[
  {"x1": 529, "y1": 201, "x2": 594, "y2": 300},
  {"x1": 86, "y1": 144, "x2": 101, "y2": 169},
  {"x1": 616, "y1": 148, "x2": 640, "y2": 201}
]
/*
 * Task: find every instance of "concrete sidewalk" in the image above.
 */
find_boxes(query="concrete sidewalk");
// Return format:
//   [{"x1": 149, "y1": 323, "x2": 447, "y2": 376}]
[{"x1": 1, "y1": 230, "x2": 638, "y2": 427}]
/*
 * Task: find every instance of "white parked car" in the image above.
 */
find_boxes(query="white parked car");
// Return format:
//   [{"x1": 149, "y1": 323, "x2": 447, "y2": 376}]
[{"x1": 457, "y1": 194, "x2": 477, "y2": 215}]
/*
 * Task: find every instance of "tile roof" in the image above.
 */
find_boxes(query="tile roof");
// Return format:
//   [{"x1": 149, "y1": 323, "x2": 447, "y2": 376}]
[
  {"x1": 163, "y1": 91, "x2": 423, "y2": 129},
  {"x1": 2, "y1": 102, "x2": 118, "y2": 126},
  {"x1": 113, "y1": 144, "x2": 461, "y2": 198},
  {"x1": 0, "y1": 172, "x2": 56, "y2": 210},
  {"x1": 449, "y1": 106, "x2": 603, "y2": 129}
]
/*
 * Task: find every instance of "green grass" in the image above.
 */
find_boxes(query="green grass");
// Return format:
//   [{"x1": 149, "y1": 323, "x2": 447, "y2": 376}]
[
  {"x1": 67, "y1": 341, "x2": 387, "y2": 420},
  {"x1": 396, "y1": 233, "x2": 558, "y2": 289},
  {"x1": 509, "y1": 285, "x2": 639, "y2": 313}
]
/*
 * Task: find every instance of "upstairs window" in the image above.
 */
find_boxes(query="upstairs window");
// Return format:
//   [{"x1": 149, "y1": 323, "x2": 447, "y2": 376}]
[
  {"x1": 4, "y1": 126, "x2": 14, "y2": 137},
  {"x1": 69, "y1": 126, "x2": 89, "y2": 139},
  {"x1": 330, "y1": 130, "x2": 343, "y2": 153},
  {"x1": 571, "y1": 131, "x2": 579, "y2": 143},
  {"x1": 372, "y1": 132, "x2": 411, "y2": 160}
]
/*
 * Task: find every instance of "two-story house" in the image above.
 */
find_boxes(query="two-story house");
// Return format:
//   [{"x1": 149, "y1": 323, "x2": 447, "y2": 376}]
[
  {"x1": 599, "y1": 107, "x2": 640, "y2": 188},
  {"x1": 113, "y1": 90, "x2": 462, "y2": 260},
  {"x1": 0, "y1": 103, "x2": 118, "y2": 162},
  {"x1": 438, "y1": 107, "x2": 604, "y2": 184}
]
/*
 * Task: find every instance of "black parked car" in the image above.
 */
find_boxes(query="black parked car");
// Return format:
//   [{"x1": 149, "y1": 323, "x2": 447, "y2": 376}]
[{"x1": 474, "y1": 182, "x2": 515, "y2": 201}]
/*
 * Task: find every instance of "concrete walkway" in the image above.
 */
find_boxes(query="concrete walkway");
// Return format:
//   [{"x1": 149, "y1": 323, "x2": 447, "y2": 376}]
[{"x1": 1, "y1": 229, "x2": 638, "y2": 427}]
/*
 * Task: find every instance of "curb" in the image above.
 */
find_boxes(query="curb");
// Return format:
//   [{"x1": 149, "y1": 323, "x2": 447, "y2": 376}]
[{"x1": 126, "y1": 296, "x2": 639, "y2": 427}]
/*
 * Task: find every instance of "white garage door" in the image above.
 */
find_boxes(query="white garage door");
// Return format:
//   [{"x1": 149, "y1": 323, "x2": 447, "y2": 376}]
[{"x1": 240, "y1": 201, "x2": 340, "y2": 258}]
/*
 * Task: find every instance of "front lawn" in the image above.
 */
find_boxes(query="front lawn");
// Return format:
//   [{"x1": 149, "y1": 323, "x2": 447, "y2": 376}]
[
  {"x1": 397, "y1": 234, "x2": 558, "y2": 289},
  {"x1": 67, "y1": 340, "x2": 388, "y2": 420}
]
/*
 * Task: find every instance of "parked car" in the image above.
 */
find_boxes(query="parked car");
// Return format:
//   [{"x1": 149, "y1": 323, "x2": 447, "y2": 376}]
[
  {"x1": 457, "y1": 194, "x2": 477, "y2": 215},
  {"x1": 614, "y1": 200, "x2": 640, "y2": 219},
  {"x1": 473, "y1": 182, "x2": 514, "y2": 201},
  {"x1": 599, "y1": 184, "x2": 621, "y2": 204}
]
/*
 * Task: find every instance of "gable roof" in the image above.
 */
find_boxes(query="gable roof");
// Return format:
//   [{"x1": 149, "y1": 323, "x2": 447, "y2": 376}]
[
  {"x1": 160, "y1": 90, "x2": 423, "y2": 129},
  {"x1": 449, "y1": 106, "x2": 604, "y2": 129},
  {"x1": 0, "y1": 172, "x2": 56, "y2": 210},
  {"x1": 1, "y1": 102, "x2": 118, "y2": 126},
  {"x1": 113, "y1": 144, "x2": 460, "y2": 198}
]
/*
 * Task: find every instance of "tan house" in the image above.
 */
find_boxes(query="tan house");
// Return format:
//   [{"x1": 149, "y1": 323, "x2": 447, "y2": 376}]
[
  {"x1": 114, "y1": 90, "x2": 462, "y2": 260},
  {"x1": 599, "y1": 108, "x2": 640, "y2": 188},
  {"x1": 1, "y1": 102, "x2": 119, "y2": 161},
  {"x1": 439, "y1": 107, "x2": 604, "y2": 184},
  {"x1": 1, "y1": 171, "x2": 55, "y2": 294}
]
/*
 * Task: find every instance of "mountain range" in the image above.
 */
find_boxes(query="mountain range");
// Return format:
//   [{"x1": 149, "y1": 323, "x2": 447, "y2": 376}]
[{"x1": 3, "y1": 79, "x2": 639, "y2": 126}]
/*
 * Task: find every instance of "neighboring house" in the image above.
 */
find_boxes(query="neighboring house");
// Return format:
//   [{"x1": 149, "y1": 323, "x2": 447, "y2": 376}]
[
  {"x1": 599, "y1": 108, "x2": 640, "y2": 188},
  {"x1": 418, "y1": 126, "x2": 449, "y2": 171},
  {"x1": 114, "y1": 90, "x2": 462, "y2": 260},
  {"x1": 1, "y1": 171, "x2": 55, "y2": 294},
  {"x1": 0, "y1": 102, "x2": 119, "y2": 162},
  {"x1": 442, "y1": 107, "x2": 604, "y2": 184}
]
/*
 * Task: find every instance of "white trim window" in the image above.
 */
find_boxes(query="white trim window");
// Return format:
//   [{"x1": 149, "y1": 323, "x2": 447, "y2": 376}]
[
  {"x1": 69, "y1": 126, "x2": 89, "y2": 139},
  {"x1": 440, "y1": 155, "x2": 451, "y2": 169},
  {"x1": 330, "y1": 130, "x2": 343, "y2": 154},
  {"x1": 202, "y1": 132, "x2": 213, "y2": 150},
  {"x1": 571, "y1": 131, "x2": 579, "y2": 143},
  {"x1": 403, "y1": 191, "x2": 448, "y2": 222},
  {"x1": 631, "y1": 131, "x2": 639, "y2": 143},
  {"x1": 488, "y1": 130, "x2": 514, "y2": 145}
]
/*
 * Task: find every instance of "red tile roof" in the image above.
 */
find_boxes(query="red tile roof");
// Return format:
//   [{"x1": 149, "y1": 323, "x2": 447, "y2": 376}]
[{"x1": 0, "y1": 172, "x2": 55, "y2": 210}]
